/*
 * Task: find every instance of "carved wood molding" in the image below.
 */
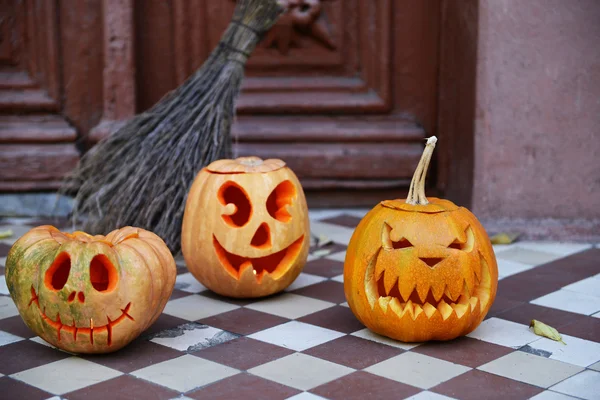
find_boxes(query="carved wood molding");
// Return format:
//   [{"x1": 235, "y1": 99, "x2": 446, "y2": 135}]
[
  {"x1": 0, "y1": 0, "x2": 61, "y2": 111},
  {"x1": 172, "y1": 0, "x2": 392, "y2": 114},
  {"x1": 89, "y1": 0, "x2": 136, "y2": 143}
]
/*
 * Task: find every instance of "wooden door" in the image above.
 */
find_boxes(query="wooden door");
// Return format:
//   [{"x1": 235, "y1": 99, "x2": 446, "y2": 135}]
[
  {"x1": 0, "y1": 0, "x2": 80, "y2": 191},
  {"x1": 0, "y1": 0, "x2": 442, "y2": 207}
]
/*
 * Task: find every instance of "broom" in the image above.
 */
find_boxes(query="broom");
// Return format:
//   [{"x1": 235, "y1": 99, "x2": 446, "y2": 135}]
[{"x1": 61, "y1": 0, "x2": 284, "y2": 255}]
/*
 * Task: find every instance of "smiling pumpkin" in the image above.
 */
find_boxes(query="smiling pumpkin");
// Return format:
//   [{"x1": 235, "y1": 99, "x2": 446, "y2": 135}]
[
  {"x1": 181, "y1": 156, "x2": 310, "y2": 298},
  {"x1": 5, "y1": 226, "x2": 176, "y2": 353}
]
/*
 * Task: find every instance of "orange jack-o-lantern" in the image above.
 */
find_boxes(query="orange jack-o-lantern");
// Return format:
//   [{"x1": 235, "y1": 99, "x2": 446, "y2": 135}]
[
  {"x1": 5, "y1": 226, "x2": 176, "y2": 353},
  {"x1": 344, "y1": 137, "x2": 498, "y2": 342},
  {"x1": 181, "y1": 156, "x2": 310, "y2": 298}
]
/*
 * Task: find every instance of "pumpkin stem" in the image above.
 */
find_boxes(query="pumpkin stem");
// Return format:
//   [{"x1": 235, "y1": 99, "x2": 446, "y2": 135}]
[{"x1": 406, "y1": 136, "x2": 437, "y2": 205}]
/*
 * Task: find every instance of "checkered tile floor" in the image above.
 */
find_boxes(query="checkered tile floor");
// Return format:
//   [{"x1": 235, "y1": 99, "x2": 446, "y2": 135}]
[{"x1": 1, "y1": 212, "x2": 599, "y2": 400}]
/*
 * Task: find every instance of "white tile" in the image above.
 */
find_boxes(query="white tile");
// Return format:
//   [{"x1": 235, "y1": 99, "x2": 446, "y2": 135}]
[
  {"x1": 351, "y1": 328, "x2": 421, "y2": 350},
  {"x1": 151, "y1": 324, "x2": 238, "y2": 352},
  {"x1": 550, "y1": 370, "x2": 600, "y2": 400},
  {"x1": 593, "y1": 311, "x2": 600, "y2": 319},
  {"x1": 0, "y1": 330, "x2": 23, "y2": 346},
  {"x1": 0, "y1": 295, "x2": 19, "y2": 320},
  {"x1": 309, "y1": 221, "x2": 354, "y2": 246},
  {"x1": 516, "y1": 242, "x2": 592, "y2": 257},
  {"x1": 478, "y1": 351, "x2": 582, "y2": 388},
  {"x1": 286, "y1": 392, "x2": 328, "y2": 400},
  {"x1": 0, "y1": 256, "x2": 6, "y2": 267},
  {"x1": 530, "y1": 391, "x2": 581, "y2": 400},
  {"x1": 131, "y1": 354, "x2": 239, "y2": 393},
  {"x1": 325, "y1": 251, "x2": 346, "y2": 263},
  {"x1": 467, "y1": 318, "x2": 540, "y2": 349},
  {"x1": 11, "y1": 357, "x2": 122, "y2": 395},
  {"x1": 497, "y1": 258, "x2": 535, "y2": 279},
  {"x1": 531, "y1": 289, "x2": 600, "y2": 315},
  {"x1": 245, "y1": 293, "x2": 334, "y2": 319},
  {"x1": 339, "y1": 302, "x2": 349, "y2": 308},
  {"x1": 331, "y1": 274, "x2": 344, "y2": 283},
  {"x1": 163, "y1": 294, "x2": 239, "y2": 321},
  {"x1": 562, "y1": 277, "x2": 600, "y2": 298},
  {"x1": 248, "y1": 353, "x2": 354, "y2": 391},
  {"x1": 405, "y1": 392, "x2": 457, "y2": 400},
  {"x1": 492, "y1": 243, "x2": 517, "y2": 255},
  {"x1": 174, "y1": 273, "x2": 208, "y2": 294},
  {"x1": 590, "y1": 361, "x2": 600, "y2": 371},
  {"x1": 248, "y1": 321, "x2": 345, "y2": 351},
  {"x1": 365, "y1": 352, "x2": 470, "y2": 390},
  {"x1": 0, "y1": 275, "x2": 9, "y2": 295},
  {"x1": 527, "y1": 334, "x2": 600, "y2": 367},
  {"x1": 30, "y1": 336, "x2": 56, "y2": 349},
  {"x1": 44, "y1": 396, "x2": 64, "y2": 400},
  {"x1": 496, "y1": 246, "x2": 560, "y2": 266},
  {"x1": 284, "y1": 273, "x2": 327, "y2": 291}
]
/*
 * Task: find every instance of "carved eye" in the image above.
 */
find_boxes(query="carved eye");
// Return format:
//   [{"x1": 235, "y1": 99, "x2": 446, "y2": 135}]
[
  {"x1": 266, "y1": 180, "x2": 296, "y2": 222},
  {"x1": 90, "y1": 255, "x2": 118, "y2": 292},
  {"x1": 447, "y1": 226, "x2": 475, "y2": 252},
  {"x1": 382, "y1": 222, "x2": 413, "y2": 250},
  {"x1": 45, "y1": 252, "x2": 71, "y2": 291},
  {"x1": 219, "y1": 181, "x2": 252, "y2": 227}
]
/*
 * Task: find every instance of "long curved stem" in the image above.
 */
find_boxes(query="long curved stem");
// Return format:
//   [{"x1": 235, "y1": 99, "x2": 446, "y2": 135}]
[{"x1": 405, "y1": 136, "x2": 437, "y2": 205}]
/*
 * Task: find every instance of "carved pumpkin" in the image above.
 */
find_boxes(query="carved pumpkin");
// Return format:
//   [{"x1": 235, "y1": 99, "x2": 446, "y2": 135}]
[
  {"x1": 181, "y1": 156, "x2": 310, "y2": 298},
  {"x1": 5, "y1": 226, "x2": 176, "y2": 354},
  {"x1": 344, "y1": 137, "x2": 498, "y2": 342}
]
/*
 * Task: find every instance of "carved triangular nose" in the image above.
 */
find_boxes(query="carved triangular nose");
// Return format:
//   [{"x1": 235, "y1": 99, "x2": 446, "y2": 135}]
[
  {"x1": 251, "y1": 223, "x2": 271, "y2": 249},
  {"x1": 419, "y1": 257, "x2": 444, "y2": 268}
]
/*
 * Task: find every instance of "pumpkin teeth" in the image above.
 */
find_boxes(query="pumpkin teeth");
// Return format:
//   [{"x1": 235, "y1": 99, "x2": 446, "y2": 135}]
[
  {"x1": 402, "y1": 300, "x2": 415, "y2": 319},
  {"x1": 437, "y1": 300, "x2": 453, "y2": 320},
  {"x1": 450, "y1": 302, "x2": 469, "y2": 318},
  {"x1": 432, "y1": 284, "x2": 445, "y2": 302},
  {"x1": 446, "y1": 279, "x2": 463, "y2": 303},
  {"x1": 422, "y1": 302, "x2": 437, "y2": 318},
  {"x1": 383, "y1": 274, "x2": 398, "y2": 297},
  {"x1": 469, "y1": 296, "x2": 479, "y2": 312},
  {"x1": 378, "y1": 296, "x2": 392, "y2": 312},
  {"x1": 412, "y1": 304, "x2": 424, "y2": 320},
  {"x1": 389, "y1": 297, "x2": 402, "y2": 316},
  {"x1": 399, "y1": 281, "x2": 415, "y2": 304},
  {"x1": 416, "y1": 283, "x2": 430, "y2": 304}
]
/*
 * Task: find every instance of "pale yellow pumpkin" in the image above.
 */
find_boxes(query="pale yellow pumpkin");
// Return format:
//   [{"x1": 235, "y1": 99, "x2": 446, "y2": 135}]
[{"x1": 181, "y1": 156, "x2": 310, "y2": 298}]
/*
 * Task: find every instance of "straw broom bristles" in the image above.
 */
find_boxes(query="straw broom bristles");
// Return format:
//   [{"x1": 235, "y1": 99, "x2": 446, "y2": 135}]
[{"x1": 60, "y1": 0, "x2": 284, "y2": 255}]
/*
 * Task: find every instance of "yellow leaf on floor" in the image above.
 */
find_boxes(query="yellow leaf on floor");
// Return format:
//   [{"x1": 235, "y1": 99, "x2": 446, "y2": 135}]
[
  {"x1": 311, "y1": 249, "x2": 332, "y2": 258},
  {"x1": 530, "y1": 319, "x2": 566, "y2": 345},
  {"x1": 0, "y1": 229, "x2": 13, "y2": 239},
  {"x1": 490, "y1": 232, "x2": 521, "y2": 244},
  {"x1": 317, "y1": 234, "x2": 333, "y2": 247}
]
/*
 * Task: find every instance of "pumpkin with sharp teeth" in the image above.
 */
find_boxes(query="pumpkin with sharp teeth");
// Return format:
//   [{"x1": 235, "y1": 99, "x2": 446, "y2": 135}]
[
  {"x1": 5, "y1": 226, "x2": 176, "y2": 353},
  {"x1": 181, "y1": 156, "x2": 310, "y2": 298},
  {"x1": 344, "y1": 137, "x2": 498, "y2": 342}
]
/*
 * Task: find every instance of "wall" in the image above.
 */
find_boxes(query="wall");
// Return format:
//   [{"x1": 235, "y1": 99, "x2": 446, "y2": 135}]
[{"x1": 470, "y1": 0, "x2": 600, "y2": 239}]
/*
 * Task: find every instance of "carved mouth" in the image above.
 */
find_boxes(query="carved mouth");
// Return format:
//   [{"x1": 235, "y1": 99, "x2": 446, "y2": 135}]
[
  {"x1": 28, "y1": 286, "x2": 133, "y2": 346},
  {"x1": 213, "y1": 235, "x2": 305, "y2": 281},
  {"x1": 365, "y1": 250, "x2": 492, "y2": 320}
]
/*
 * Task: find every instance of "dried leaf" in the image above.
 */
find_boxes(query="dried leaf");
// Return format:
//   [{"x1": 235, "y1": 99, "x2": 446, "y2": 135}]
[
  {"x1": 311, "y1": 249, "x2": 332, "y2": 258},
  {"x1": 317, "y1": 234, "x2": 333, "y2": 247},
  {"x1": 490, "y1": 232, "x2": 521, "y2": 245},
  {"x1": 0, "y1": 229, "x2": 13, "y2": 239},
  {"x1": 530, "y1": 319, "x2": 566, "y2": 345}
]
